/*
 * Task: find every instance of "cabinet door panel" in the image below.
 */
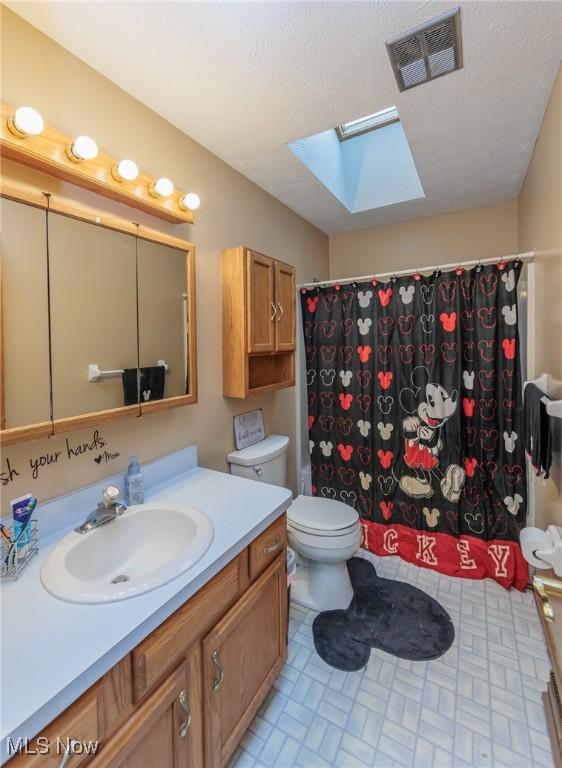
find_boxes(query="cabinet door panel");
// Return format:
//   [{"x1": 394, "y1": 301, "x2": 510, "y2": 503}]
[
  {"x1": 90, "y1": 653, "x2": 201, "y2": 768},
  {"x1": 203, "y1": 557, "x2": 287, "y2": 767},
  {"x1": 274, "y1": 261, "x2": 296, "y2": 352},
  {"x1": 247, "y1": 251, "x2": 275, "y2": 353},
  {"x1": 7, "y1": 685, "x2": 103, "y2": 768}
]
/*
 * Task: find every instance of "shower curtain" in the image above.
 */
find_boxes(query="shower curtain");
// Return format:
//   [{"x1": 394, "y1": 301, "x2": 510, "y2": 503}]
[{"x1": 301, "y1": 261, "x2": 528, "y2": 590}]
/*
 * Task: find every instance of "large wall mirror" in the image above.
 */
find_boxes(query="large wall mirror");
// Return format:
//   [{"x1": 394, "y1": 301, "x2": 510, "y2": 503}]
[{"x1": 0, "y1": 180, "x2": 197, "y2": 444}]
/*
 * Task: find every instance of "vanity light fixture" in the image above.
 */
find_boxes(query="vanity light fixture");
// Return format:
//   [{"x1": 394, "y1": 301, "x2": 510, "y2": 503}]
[
  {"x1": 149, "y1": 177, "x2": 174, "y2": 198},
  {"x1": 179, "y1": 192, "x2": 200, "y2": 211},
  {"x1": 66, "y1": 135, "x2": 98, "y2": 162},
  {"x1": 1, "y1": 101, "x2": 195, "y2": 224},
  {"x1": 112, "y1": 159, "x2": 139, "y2": 183},
  {"x1": 7, "y1": 106, "x2": 44, "y2": 138}
]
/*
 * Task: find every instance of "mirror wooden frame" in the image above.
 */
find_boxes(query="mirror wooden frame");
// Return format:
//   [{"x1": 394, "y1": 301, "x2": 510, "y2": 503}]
[{"x1": 0, "y1": 178, "x2": 197, "y2": 446}]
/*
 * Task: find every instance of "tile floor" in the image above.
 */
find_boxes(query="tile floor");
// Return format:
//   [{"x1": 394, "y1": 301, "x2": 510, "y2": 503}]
[{"x1": 230, "y1": 551, "x2": 554, "y2": 768}]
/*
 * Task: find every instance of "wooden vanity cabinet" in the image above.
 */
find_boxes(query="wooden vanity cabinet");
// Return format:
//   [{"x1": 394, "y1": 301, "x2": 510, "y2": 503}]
[
  {"x1": 7, "y1": 517, "x2": 287, "y2": 768},
  {"x1": 222, "y1": 246, "x2": 296, "y2": 398}
]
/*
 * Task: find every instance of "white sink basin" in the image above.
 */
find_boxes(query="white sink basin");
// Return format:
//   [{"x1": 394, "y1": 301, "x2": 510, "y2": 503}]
[{"x1": 41, "y1": 503, "x2": 214, "y2": 603}]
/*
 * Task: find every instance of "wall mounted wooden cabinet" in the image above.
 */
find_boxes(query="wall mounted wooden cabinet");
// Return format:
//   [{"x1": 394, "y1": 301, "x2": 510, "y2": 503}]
[{"x1": 222, "y1": 247, "x2": 296, "y2": 398}]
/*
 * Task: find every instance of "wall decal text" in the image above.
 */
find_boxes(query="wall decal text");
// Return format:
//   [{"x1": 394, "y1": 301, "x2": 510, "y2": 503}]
[
  {"x1": 1, "y1": 458, "x2": 20, "y2": 487},
  {"x1": 1, "y1": 430, "x2": 117, "y2": 485}
]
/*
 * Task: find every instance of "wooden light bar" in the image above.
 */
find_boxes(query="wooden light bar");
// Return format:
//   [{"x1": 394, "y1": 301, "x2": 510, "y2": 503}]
[{"x1": 0, "y1": 103, "x2": 194, "y2": 224}]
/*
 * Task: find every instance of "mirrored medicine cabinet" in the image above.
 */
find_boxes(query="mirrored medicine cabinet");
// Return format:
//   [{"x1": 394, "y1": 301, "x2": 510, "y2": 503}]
[{"x1": 0, "y1": 180, "x2": 197, "y2": 445}]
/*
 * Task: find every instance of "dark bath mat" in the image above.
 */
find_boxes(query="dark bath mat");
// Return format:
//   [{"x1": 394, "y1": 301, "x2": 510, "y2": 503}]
[{"x1": 312, "y1": 557, "x2": 455, "y2": 671}]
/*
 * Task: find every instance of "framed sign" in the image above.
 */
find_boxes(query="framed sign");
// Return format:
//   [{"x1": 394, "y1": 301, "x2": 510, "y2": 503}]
[{"x1": 233, "y1": 409, "x2": 265, "y2": 450}]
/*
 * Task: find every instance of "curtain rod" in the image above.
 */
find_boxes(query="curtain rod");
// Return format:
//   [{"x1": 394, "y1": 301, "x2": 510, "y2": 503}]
[{"x1": 297, "y1": 251, "x2": 536, "y2": 290}]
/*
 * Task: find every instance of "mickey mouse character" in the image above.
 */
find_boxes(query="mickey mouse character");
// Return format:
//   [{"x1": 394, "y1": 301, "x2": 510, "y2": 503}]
[{"x1": 396, "y1": 367, "x2": 465, "y2": 501}]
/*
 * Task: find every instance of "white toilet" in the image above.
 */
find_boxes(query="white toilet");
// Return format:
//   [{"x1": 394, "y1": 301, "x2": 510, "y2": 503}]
[{"x1": 227, "y1": 435, "x2": 361, "y2": 611}]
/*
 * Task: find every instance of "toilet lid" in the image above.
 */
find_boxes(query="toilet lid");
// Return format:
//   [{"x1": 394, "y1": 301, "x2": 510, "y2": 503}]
[
  {"x1": 227, "y1": 435, "x2": 289, "y2": 467},
  {"x1": 287, "y1": 495, "x2": 359, "y2": 533}
]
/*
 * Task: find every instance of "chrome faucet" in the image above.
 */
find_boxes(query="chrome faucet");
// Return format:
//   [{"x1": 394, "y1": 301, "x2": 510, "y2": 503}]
[{"x1": 75, "y1": 486, "x2": 127, "y2": 534}]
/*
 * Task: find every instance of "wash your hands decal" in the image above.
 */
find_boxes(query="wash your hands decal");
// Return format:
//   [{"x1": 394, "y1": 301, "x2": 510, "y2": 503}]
[{"x1": 1, "y1": 430, "x2": 120, "y2": 486}]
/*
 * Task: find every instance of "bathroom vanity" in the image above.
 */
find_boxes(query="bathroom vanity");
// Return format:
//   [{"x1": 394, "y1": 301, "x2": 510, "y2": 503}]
[{"x1": 1, "y1": 449, "x2": 291, "y2": 768}]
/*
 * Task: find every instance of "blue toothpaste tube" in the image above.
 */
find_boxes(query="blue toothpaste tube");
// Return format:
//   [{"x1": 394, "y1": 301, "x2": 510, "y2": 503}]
[{"x1": 11, "y1": 494, "x2": 35, "y2": 559}]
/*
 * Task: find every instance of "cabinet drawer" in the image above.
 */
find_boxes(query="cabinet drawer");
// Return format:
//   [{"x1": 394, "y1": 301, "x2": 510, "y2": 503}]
[
  {"x1": 249, "y1": 515, "x2": 286, "y2": 582},
  {"x1": 8, "y1": 685, "x2": 103, "y2": 767},
  {"x1": 132, "y1": 555, "x2": 242, "y2": 701}
]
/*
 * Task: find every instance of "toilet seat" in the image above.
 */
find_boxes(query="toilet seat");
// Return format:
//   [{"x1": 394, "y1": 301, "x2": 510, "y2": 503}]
[{"x1": 287, "y1": 495, "x2": 359, "y2": 537}]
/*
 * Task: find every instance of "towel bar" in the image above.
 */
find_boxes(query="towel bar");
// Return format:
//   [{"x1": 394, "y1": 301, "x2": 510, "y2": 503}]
[
  {"x1": 88, "y1": 360, "x2": 169, "y2": 382},
  {"x1": 524, "y1": 373, "x2": 562, "y2": 418}
]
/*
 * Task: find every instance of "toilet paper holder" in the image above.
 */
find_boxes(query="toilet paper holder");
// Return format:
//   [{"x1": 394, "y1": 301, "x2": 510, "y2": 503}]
[{"x1": 521, "y1": 525, "x2": 562, "y2": 576}]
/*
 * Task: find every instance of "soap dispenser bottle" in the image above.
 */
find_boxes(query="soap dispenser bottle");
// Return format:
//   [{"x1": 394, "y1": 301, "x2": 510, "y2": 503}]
[{"x1": 125, "y1": 455, "x2": 144, "y2": 505}]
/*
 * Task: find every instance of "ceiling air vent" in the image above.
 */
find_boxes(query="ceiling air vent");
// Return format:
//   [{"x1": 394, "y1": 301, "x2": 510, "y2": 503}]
[{"x1": 386, "y1": 8, "x2": 463, "y2": 92}]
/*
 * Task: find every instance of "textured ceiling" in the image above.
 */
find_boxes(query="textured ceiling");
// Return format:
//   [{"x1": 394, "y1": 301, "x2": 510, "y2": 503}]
[{"x1": 6, "y1": 1, "x2": 562, "y2": 234}]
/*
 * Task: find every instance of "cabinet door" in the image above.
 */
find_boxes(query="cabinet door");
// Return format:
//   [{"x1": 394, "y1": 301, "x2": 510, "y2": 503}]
[
  {"x1": 91, "y1": 652, "x2": 202, "y2": 768},
  {"x1": 202, "y1": 557, "x2": 287, "y2": 767},
  {"x1": 274, "y1": 261, "x2": 296, "y2": 352},
  {"x1": 247, "y1": 251, "x2": 275, "y2": 353},
  {"x1": 7, "y1": 685, "x2": 103, "y2": 768}
]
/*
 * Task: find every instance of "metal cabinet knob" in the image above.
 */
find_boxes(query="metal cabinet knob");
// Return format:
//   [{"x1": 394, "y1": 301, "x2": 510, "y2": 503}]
[
  {"x1": 270, "y1": 302, "x2": 277, "y2": 321},
  {"x1": 212, "y1": 650, "x2": 224, "y2": 692},
  {"x1": 178, "y1": 689, "x2": 191, "y2": 737},
  {"x1": 277, "y1": 303, "x2": 284, "y2": 321}
]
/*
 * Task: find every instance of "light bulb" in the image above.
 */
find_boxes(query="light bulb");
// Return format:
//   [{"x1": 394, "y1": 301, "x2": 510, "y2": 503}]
[
  {"x1": 67, "y1": 135, "x2": 98, "y2": 162},
  {"x1": 8, "y1": 106, "x2": 44, "y2": 137},
  {"x1": 179, "y1": 192, "x2": 200, "y2": 211},
  {"x1": 149, "y1": 177, "x2": 174, "y2": 198},
  {"x1": 112, "y1": 159, "x2": 139, "y2": 182}
]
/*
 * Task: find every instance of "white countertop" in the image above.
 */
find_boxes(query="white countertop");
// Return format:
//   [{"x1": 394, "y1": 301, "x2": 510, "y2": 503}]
[{"x1": 0, "y1": 464, "x2": 292, "y2": 763}]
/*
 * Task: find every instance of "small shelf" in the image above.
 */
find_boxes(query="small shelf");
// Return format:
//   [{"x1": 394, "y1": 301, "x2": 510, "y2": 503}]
[{"x1": 248, "y1": 353, "x2": 295, "y2": 396}]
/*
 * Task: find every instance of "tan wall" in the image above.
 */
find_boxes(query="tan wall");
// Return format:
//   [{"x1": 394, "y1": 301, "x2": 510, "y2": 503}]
[
  {"x1": 0, "y1": 8, "x2": 329, "y2": 513},
  {"x1": 329, "y1": 201, "x2": 518, "y2": 278},
  {"x1": 518, "y1": 65, "x2": 562, "y2": 529}
]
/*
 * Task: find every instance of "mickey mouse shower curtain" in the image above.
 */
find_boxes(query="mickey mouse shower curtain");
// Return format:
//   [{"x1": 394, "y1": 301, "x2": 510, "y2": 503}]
[{"x1": 301, "y1": 261, "x2": 528, "y2": 590}]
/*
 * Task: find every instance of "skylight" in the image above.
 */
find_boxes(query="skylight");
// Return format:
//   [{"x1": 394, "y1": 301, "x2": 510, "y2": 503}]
[
  {"x1": 288, "y1": 107, "x2": 424, "y2": 214},
  {"x1": 336, "y1": 106, "x2": 399, "y2": 141}
]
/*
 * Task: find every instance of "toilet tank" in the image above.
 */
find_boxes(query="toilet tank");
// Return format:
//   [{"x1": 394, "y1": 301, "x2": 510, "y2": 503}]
[{"x1": 227, "y1": 435, "x2": 289, "y2": 487}]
